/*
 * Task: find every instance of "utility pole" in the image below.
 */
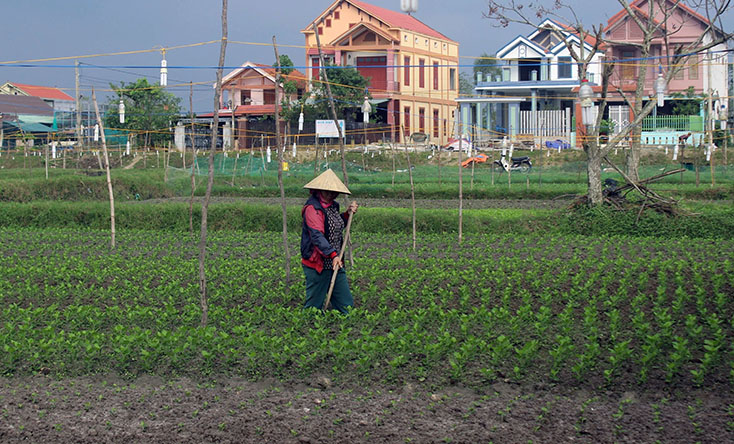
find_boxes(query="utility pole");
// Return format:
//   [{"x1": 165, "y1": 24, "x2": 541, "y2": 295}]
[{"x1": 75, "y1": 61, "x2": 82, "y2": 149}]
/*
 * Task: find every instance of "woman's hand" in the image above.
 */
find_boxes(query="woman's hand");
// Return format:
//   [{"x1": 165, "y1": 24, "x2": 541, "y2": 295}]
[
  {"x1": 348, "y1": 201, "x2": 359, "y2": 214},
  {"x1": 332, "y1": 256, "x2": 343, "y2": 269}
]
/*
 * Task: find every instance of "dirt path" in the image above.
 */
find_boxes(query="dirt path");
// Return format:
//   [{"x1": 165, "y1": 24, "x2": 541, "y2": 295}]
[
  {"x1": 123, "y1": 155, "x2": 143, "y2": 170},
  {"x1": 1, "y1": 375, "x2": 730, "y2": 443}
]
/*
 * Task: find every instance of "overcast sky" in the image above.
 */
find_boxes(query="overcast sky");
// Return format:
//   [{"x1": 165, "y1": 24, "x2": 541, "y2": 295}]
[{"x1": 0, "y1": 0, "x2": 715, "y2": 111}]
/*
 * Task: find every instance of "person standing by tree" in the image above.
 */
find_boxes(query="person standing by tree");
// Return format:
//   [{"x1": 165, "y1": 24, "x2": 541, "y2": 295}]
[{"x1": 300, "y1": 169, "x2": 358, "y2": 314}]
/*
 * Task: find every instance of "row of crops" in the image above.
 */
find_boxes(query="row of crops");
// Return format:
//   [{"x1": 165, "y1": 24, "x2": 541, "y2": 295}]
[{"x1": 1, "y1": 227, "x2": 733, "y2": 389}]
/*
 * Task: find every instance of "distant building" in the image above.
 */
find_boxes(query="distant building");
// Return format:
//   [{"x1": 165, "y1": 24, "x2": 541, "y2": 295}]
[
  {"x1": 201, "y1": 61, "x2": 308, "y2": 149},
  {"x1": 302, "y1": 0, "x2": 459, "y2": 144},
  {"x1": 602, "y1": 0, "x2": 729, "y2": 143},
  {"x1": 458, "y1": 18, "x2": 603, "y2": 144},
  {"x1": 0, "y1": 82, "x2": 74, "y2": 113},
  {"x1": 0, "y1": 94, "x2": 54, "y2": 148}
]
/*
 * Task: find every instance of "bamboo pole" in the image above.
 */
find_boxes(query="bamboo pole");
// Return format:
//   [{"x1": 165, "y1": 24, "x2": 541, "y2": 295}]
[
  {"x1": 198, "y1": 0, "x2": 228, "y2": 328},
  {"x1": 44, "y1": 140, "x2": 49, "y2": 180},
  {"x1": 457, "y1": 108, "x2": 463, "y2": 244},
  {"x1": 91, "y1": 87, "x2": 116, "y2": 249},
  {"x1": 273, "y1": 35, "x2": 291, "y2": 284},
  {"x1": 404, "y1": 127, "x2": 417, "y2": 251},
  {"x1": 188, "y1": 83, "x2": 197, "y2": 234},
  {"x1": 437, "y1": 143, "x2": 442, "y2": 186}
]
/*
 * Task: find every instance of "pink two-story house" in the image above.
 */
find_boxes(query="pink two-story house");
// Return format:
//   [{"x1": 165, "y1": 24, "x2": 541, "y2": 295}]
[{"x1": 603, "y1": 0, "x2": 728, "y2": 138}]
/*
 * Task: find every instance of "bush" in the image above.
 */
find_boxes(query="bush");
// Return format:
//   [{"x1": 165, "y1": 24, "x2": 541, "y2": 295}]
[{"x1": 0, "y1": 201, "x2": 730, "y2": 239}]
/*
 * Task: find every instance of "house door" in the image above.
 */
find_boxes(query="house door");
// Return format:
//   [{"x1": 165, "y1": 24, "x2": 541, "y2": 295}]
[
  {"x1": 356, "y1": 56, "x2": 387, "y2": 91},
  {"x1": 609, "y1": 105, "x2": 630, "y2": 135}
]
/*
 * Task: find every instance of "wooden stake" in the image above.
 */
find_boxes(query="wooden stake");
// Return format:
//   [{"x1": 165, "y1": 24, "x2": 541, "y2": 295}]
[
  {"x1": 198, "y1": 0, "x2": 228, "y2": 328},
  {"x1": 273, "y1": 35, "x2": 291, "y2": 284},
  {"x1": 91, "y1": 87, "x2": 116, "y2": 249},
  {"x1": 437, "y1": 143, "x2": 442, "y2": 186},
  {"x1": 457, "y1": 109, "x2": 463, "y2": 244},
  {"x1": 404, "y1": 126, "x2": 417, "y2": 251},
  {"x1": 44, "y1": 140, "x2": 49, "y2": 180}
]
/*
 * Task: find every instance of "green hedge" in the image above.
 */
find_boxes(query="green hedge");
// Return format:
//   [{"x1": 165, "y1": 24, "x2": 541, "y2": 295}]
[
  {"x1": 559, "y1": 204, "x2": 734, "y2": 239},
  {"x1": 0, "y1": 201, "x2": 731, "y2": 238},
  {"x1": 2, "y1": 169, "x2": 731, "y2": 202}
]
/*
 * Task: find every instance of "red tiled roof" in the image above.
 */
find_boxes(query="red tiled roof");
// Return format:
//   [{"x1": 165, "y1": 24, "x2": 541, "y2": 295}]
[
  {"x1": 199, "y1": 104, "x2": 278, "y2": 118},
  {"x1": 233, "y1": 104, "x2": 276, "y2": 115},
  {"x1": 348, "y1": 0, "x2": 454, "y2": 42},
  {"x1": 223, "y1": 62, "x2": 308, "y2": 89},
  {"x1": 605, "y1": 0, "x2": 711, "y2": 32},
  {"x1": 11, "y1": 83, "x2": 74, "y2": 101},
  {"x1": 555, "y1": 22, "x2": 603, "y2": 49}
]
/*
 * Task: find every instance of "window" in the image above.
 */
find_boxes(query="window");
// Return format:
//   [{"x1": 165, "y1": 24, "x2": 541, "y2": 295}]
[
  {"x1": 688, "y1": 55, "x2": 699, "y2": 80},
  {"x1": 240, "y1": 90, "x2": 251, "y2": 105},
  {"x1": 264, "y1": 89, "x2": 275, "y2": 105},
  {"x1": 404, "y1": 56, "x2": 410, "y2": 86},
  {"x1": 433, "y1": 62, "x2": 439, "y2": 90},
  {"x1": 326, "y1": 19, "x2": 331, "y2": 27},
  {"x1": 334, "y1": 11, "x2": 340, "y2": 19},
  {"x1": 621, "y1": 51, "x2": 635, "y2": 79},
  {"x1": 419, "y1": 108, "x2": 425, "y2": 133},
  {"x1": 311, "y1": 58, "x2": 320, "y2": 81},
  {"x1": 433, "y1": 110, "x2": 439, "y2": 138},
  {"x1": 558, "y1": 57, "x2": 572, "y2": 79},
  {"x1": 318, "y1": 27, "x2": 323, "y2": 35},
  {"x1": 449, "y1": 68, "x2": 456, "y2": 91},
  {"x1": 419, "y1": 59, "x2": 425, "y2": 88},
  {"x1": 404, "y1": 107, "x2": 411, "y2": 137}
]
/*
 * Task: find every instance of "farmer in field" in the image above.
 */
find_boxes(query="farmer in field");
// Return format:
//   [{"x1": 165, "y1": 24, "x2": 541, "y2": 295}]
[{"x1": 301, "y1": 169, "x2": 358, "y2": 313}]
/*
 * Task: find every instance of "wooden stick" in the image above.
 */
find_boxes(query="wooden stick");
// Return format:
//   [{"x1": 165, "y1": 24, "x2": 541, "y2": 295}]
[{"x1": 323, "y1": 211, "x2": 354, "y2": 311}]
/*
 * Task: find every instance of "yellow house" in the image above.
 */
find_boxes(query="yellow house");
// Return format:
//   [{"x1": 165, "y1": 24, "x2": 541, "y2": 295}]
[{"x1": 302, "y1": 0, "x2": 459, "y2": 144}]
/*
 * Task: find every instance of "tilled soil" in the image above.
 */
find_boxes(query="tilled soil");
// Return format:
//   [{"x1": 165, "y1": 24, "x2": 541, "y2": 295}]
[{"x1": 1, "y1": 375, "x2": 731, "y2": 443}]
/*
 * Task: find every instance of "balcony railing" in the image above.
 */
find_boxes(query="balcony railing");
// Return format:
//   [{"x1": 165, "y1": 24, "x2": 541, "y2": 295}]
[{"x1": 641, "y1": 115, "x2": 703, "y2": 132}]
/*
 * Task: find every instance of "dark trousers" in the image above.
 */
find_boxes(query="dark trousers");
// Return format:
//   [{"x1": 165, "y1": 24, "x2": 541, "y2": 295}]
[{"x1": 302, "y1": 265, "x2": 353, "y2": 314}]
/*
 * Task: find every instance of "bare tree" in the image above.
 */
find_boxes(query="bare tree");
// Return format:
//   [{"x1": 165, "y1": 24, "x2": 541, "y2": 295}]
[
  {"x1": 485, "y1": 0, "x2": 732, "y2": 204},
  {"x1": 198, "y1": 0, "x2": 228, "y2": 327}
]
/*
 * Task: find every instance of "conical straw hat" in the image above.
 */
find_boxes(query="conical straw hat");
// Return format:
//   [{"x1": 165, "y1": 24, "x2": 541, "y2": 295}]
[{"x1": 303, "y1": 169, "x2": 351, "y2": 194}]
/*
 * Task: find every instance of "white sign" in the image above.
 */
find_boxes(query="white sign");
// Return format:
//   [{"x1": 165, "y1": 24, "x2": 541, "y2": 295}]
[{"x1": 316, "y1": 120, "x2": 345, "y2": 139}]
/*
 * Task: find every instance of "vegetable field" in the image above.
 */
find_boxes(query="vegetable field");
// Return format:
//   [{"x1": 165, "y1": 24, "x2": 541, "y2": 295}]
[{"x1": 1, "y1": 226, "x2": 733, "y2": 442}]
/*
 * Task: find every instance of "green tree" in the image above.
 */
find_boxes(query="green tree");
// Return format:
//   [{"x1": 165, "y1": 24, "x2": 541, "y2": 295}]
[
  {"x1": 274, "y1": 54, "x2": 294, "y2": 76},
  {"x1": 459, "y1": 71, "x2": 474, "y2": 96},
  {"x1": 274, "y1": 55, "x2": 303, "y2": 123},
  {"x1": 473, "y1": 52, "x2": 502, "y2": 84},
  {"x1": 104, "y1": 78, "x2": 182, "y2": 147},
  {"x1": 670, "y1": 86, "x2": 703, "y2": 116},
  {"x1": 312, "y1": 64, "x2": 370, "y2": 120}
]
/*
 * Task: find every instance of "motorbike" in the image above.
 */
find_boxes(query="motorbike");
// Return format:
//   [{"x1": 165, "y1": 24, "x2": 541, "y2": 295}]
[{"x1": 493, "y1": 154, "x2": 532, "y2": 173}]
